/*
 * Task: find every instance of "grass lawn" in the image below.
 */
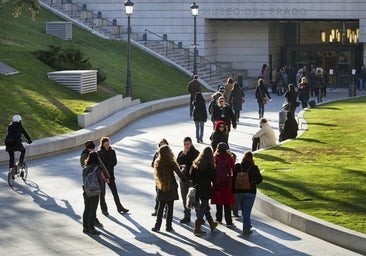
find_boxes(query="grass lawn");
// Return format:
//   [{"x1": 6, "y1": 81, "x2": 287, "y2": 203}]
[
  {"x1": 0, "y1": 3, "x2": 191, "y2": 139},
  {"x1": 255, "y1": 96, "x2": 366, "y2": 234}
]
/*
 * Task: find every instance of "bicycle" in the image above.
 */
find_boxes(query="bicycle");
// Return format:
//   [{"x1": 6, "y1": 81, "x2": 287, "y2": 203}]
[{"x1": 7, "y1": 143, "x2": 29, "y2": 187}]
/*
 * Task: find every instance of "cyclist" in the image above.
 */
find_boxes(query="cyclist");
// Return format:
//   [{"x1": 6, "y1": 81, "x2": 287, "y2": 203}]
[{"x1": 5, "y1": 115, "x2": 32, "y2": 173}]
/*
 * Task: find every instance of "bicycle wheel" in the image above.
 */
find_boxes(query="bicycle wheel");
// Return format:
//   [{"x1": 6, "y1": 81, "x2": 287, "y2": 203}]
[
  {"x1": 20, "y1": 162, "x2": 28, "y2": 182},
  {"x1": 8, "y1": 169, "x2": 15, "y2": 187}
]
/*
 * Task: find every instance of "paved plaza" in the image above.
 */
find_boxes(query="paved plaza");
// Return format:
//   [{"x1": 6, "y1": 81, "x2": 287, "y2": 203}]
[{"x1": 0, "y1": 89, "x2": 364, "y2": 255}]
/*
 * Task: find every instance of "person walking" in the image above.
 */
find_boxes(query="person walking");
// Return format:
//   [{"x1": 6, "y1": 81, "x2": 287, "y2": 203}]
[
  {"x1": 211, "y1": 96, "x2": 237, "y2": 135},
  {"x1": 5, "y1": 115, "x2": 32, "y2": 173},
  {"x1": 97, "y1": 137, "x2": 129, "y2": 216},
  {"x1": 252, "y1": 118, "x2": 276, "y2": 151},
  {"x1": 189, "y1": 147, "x2": 218, "y2": 236},
  {"x1": 255, "y1": 78, "x2": 271, "y2": 119},
  {"x1": 192, "y1": 92, "x2": 208, "y2": 143},
  {"x1": 187, "y1": 75, "x2": 202, "y2": 117},
  {"x1": 229, "y1": 82, "x2": 245, "y2": 123},
  {"x1": 298, "y1": 77, "x2": 310, "y2": 108},
  {"x1": 82, "y1": 151, "x2": 106, "y2": 235},
  {"x1": 314, "y1": 69, "x2": 325, "y2": 103},
  {"x1": 152, "y1": 145, "x2": 186, "y2": 232},
  {"x1": 209, "y1": 120, "x2": 228, "y2": 152},
  {"x1": 176, "y1": 137, "x2": 200, "y2": 224},
  {"x1": 151, "y1": 139, "x2": 169, "y2": 216},
  {"x1": 232, "y1": 151, "x2": 263, "y2": 235},
  {"x1": 282, "y1": 83, "x2": 298, "y2": 115},
  {"x1": 224, "y1": 78, "x2": 234, "y2": 103},
  {"x1": 211, "y1": 142, "x2": 235, "y2": 227},
  {"x1": 208, "y1": 91, "x2": 223, "y2": 126}
]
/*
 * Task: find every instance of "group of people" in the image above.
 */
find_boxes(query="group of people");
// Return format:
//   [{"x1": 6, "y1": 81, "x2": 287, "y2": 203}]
[
  {"x1": 151, "y1": 136, "x2": 263, "y2": 236},
  {"x1": 188, "y1": 75, "x2": 244, "y2": 148}
]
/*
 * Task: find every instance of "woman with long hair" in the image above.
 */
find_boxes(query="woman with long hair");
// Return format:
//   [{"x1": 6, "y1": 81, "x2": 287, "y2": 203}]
[
  {"x1": 232, "y1": 151, "x2": 263, "y2": 235},
  {"x1": 255, "y1": 78, "x2": 271, "y2": 119},
  {"x1": 152, "y1": 145, "x2": 185, "y2": 232},
  {"x1": 190, "y1": 147, "x2": 218, "y2": 236}
]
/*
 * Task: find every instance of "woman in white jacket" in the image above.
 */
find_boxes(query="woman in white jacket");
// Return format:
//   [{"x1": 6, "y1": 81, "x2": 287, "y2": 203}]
[{"x1": 252, "y1": 118, "x2": 276, "y2": 151}]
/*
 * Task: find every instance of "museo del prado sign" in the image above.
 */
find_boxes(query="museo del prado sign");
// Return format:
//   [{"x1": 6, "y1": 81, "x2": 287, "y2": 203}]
[{"x1": 202, "y1": 7, "x2": 307, "y2": 18}]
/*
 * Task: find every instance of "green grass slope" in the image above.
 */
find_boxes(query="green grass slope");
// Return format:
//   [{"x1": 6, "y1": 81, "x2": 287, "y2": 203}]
[
  {"x1": 0, "y1": 3, "x2": 190, "y2": 139},
  {"x1": 256, "y1": 97, "x2": 366, "y2": 233}
]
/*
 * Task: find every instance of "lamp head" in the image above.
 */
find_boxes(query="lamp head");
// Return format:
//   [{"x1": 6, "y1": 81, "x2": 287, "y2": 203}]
[
  {"x1": 190, "y1": 2, "x2": 199, "y2": 16},
  {"x1": 124, "y1": 0, "x2": 134, "y2": 16}
]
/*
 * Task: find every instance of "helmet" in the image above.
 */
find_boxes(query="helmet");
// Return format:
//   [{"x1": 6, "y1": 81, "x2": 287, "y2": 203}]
[{"x1": 12, "y1": 115, "x2": 22, "y2": 123}]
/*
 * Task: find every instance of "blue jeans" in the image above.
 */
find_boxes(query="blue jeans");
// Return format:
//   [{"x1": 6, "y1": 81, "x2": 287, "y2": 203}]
[
  {"x1": 197, "y1": 199, "x2": 212, "y2": 222},
  {"x1": 194, "y1": 121, "x2": 204, "y2": 141},
  {"x1": 236, "y1": 193, "x2": 256, "y2": 231}
]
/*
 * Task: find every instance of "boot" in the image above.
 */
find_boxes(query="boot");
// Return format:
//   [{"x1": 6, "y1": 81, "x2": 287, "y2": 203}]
[
  {"x1": 193, "y1": 220, "x2": 206, "y2": 236},
  {"x1": 207, "y1": 217, "x2": 218, "y2": 231}
]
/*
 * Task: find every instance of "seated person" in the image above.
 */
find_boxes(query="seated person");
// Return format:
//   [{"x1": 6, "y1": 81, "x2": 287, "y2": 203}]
[
  {"x1": 252, "y1": 118, "x2": 276, "y2": 151},
  {"x1": 279, "y1": 112, "x2": 298, "y2": 142}
]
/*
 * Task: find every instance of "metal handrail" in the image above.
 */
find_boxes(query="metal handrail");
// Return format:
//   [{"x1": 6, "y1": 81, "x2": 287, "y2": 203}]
[
  {"x1": 40, "y1": 0, "x2": 121, "y2": 37},
  {"x1": 143, "y1": 29, "x2": 233, "y2": 78}
]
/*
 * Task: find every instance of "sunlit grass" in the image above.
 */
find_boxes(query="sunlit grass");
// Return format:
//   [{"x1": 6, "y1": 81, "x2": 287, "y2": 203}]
[{"x1": 256, "y1": 97, "x2": 366, "y2": 233}]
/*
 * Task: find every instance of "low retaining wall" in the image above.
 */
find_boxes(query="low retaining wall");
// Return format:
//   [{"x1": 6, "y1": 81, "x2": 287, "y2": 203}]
[
  {"x1": 77, "y1": 95, "x2": 140, "y2": 128},
  {"x1": 0, "y1": 94, "x2": 192, "y2": 164},
  {"x1": 254, "y1": 193, "x2": 366, "y2": 255}
]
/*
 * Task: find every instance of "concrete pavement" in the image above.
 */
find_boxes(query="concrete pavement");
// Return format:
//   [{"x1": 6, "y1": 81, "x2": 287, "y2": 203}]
[{"x1": 0, "y1": 88, "x2": 365, "y2": 255}]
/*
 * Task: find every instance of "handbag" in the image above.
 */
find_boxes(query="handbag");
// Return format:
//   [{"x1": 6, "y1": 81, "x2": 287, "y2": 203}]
[{"x1": 258, "y1": 87, "x2": 268, "y2": 104}]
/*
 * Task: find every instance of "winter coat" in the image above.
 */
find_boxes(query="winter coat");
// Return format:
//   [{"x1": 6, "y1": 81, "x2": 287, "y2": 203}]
[
  {"x1": 229, "y1": 85, "x2": 244, "y2": 111},
  {"x1": 232, "y1": 161, "x2": 262, "y2": 194},
  {"x1": 211, "y1": 103, "x2": 237, "y2": 131},
  {"x1": 252, "y1": 123, "x2": 276, "y2": 149},
  {"x1": 177, "y1": 146, "x2": 200, "y2": 179},
  {"x1": 193, "y1": 95, "x2": 208, "y2": 122},
  {"x1": 279, "y1": 118, "x2": 298, "y2": 142},
  {"x1": 190, "y1": 165, "x2": 216, "y2": 200},
  {"x1": 283, "y1": 88, "x2": 298, "y2": 113},
  {"x1": 5, "y1": 122, "x2": 32, "y2": 152},
  {"x1": 211, "y1": 153, "x2": 235, "y2": 205},
  {"x1": 98, "y1": 148, "x2": 117, "y2": 179},
  {"x1": 298, "y1": 82, "x2": 310, "y2": 101},
  {"x1": 255, "y1": 84, "x2": 271, "y2": 104},
  {"x1": 210, "y1": 120, "x2": 228, "y2": 151}
]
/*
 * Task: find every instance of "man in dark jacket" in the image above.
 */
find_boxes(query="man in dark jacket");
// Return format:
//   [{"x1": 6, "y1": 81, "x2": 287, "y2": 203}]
[
  {"x1": 176, "y1": 137, "x2": 200, "y2": 224},
  {"x1": 5, "y1": 115, "x2": 32, "y2": 171}
]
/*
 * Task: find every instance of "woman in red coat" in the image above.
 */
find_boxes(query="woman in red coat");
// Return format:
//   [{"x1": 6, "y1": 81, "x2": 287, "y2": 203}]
[{"x1": 211, "y1": 142, "x2": 235, "y2": 226}]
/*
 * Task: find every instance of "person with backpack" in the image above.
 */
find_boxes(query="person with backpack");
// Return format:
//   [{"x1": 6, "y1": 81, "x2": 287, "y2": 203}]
[
  {"x1": 232, "y1": 151, "x2": 263, "y2": 235},
  {"x1": 97, "y1": 137, "x2": 129, "y2": 216},
  {"x1": 5, "y1": 115, "x2": 32, "y2": 173},
  {"x1": 189, "y1": 147, "x2": 218, "y2": 236},
  {"x1": 82, "y1": 151, "x2": 107, "y2": 235},
  {"x1": 211, "y1": 142, "x2": 235, "y2": 227}
]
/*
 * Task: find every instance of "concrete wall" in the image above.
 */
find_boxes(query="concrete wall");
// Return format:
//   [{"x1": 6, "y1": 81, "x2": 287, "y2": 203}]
[
  {"x1": 255, "y1": 192, "x2": 366, "y2": 255},
  {"x1": 66, "y1": 0, "x2": 366, "y2": 77},
  {"x1": 77, "y1": 95, "x2": 140, "y2": 128}
]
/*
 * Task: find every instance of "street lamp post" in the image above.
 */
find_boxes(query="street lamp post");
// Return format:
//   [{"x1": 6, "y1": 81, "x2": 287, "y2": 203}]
[
  {"x1": 190, "y1": 2, "x2": 199, "y2": 76},
  {"x1": 124, "y1": 0, "x2": 134, "y2": 98}
]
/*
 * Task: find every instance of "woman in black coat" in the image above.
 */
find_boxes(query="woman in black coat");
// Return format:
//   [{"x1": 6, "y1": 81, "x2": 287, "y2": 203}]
[
  {"x1": 229, "y1": 82, "x2": 245, "y2": 123},
  {"x1": 190, "y1": 147, "x2": 218, "y2": 236},
  {"x1": 282, "y1": 83, "x2": 298, "y2": 114},
  {"x1": 193, "y1": 92, "x2": 208, "y2": 143}
]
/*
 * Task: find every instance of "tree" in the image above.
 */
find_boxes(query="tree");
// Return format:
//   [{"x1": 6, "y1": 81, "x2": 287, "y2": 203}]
[{"x1": 0, "y1": 0, "x2": 40, "y2": 19}]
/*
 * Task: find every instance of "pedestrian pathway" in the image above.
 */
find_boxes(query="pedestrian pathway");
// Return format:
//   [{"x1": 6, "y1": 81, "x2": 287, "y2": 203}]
[{"x1": 0, "y1": 89, "x2": 364, "y2": 255}]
